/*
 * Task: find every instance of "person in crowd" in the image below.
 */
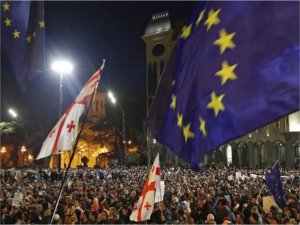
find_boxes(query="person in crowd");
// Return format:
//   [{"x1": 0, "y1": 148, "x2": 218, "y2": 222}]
[{"x1": 0, "y1": 165, "x2": 298, "y2": 224}]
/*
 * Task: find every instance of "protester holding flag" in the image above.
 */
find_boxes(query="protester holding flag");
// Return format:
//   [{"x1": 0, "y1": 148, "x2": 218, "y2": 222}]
[
  {"x1": 265, "y1": 161, "x2": 287, "y2": 209},
  {"x1": 130, "y1": 154, "x2": 161, "y2": 222}
]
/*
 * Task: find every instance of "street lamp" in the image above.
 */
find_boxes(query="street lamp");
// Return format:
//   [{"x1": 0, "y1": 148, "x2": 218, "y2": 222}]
[
  {"x1": 51, "y1": 60, "x2": 73, "y2": 118},
  {"x1": 8, "y1": 108, "x2": 18, "y2": 118},
  {"x1": 20, "y1": 146, "x2": 27, "y2": 167},
  {"x1": 28, "y1": 154, "x2": 34, "y2": 166},
  {"x1": 51, "y1": 59, "x2": 73, "y2": 169},
  {"x1": 1, "y1": 147, "x2": 6, "y2": 168},
  {"x1": 1, "y1": 147, "x2": 7, "y2": 154},
  {"x1": 107, "y1": 91, "x2": 127, "y2": 165}
]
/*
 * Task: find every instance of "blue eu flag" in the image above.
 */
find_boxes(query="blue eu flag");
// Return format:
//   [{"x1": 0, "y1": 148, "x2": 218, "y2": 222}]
[
  {"x1": 147, "y1": 1, "x2": 300, "y2": 168},
  {"x1": 265, "y1": 161, "x2": 286, "y2": 208},
  {"x1": 1, "y1": 1, "x2": 45, "y2": 91}
]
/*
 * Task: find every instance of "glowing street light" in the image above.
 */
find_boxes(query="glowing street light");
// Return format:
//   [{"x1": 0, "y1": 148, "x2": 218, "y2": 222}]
[
  {"x1": 21, "y1": 146, "x2": 27, "y2": 153},
  {"x1": 108, "y1": 91, "x2": 117, "y2": 104},
  {"x1": 28, "y1": 154, "x2": 33, "y2": 161},
  {"x1": 1, "y1": 147, "x2": 6, "y2": 168},
  {"x1": 1, "y1": 147, "x2": 6, "y2": 154},
  {"x1": 108, "y1": 91, "x2": 126, "y2": 165},
  {"x1": 8, "y1": 108, "x2": 18, "y2": 118}
]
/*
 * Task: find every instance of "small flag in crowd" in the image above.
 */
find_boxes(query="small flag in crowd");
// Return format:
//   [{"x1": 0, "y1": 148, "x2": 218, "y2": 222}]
[
  {"x1": 36, "y1": 62, "x2": 105, "y2": 159},
  {"x1": 265, "y1": 161, "x2": 287, "y2": 209},
  {"x1": 130, "y1": 154, "x2": 160, "y2": 222},
  {"x1": 147, "y1": 1, "x2": 300, "y2": 168},
  {"x1": 1, "y1": 1, "x2": 45, "y2": 91}
]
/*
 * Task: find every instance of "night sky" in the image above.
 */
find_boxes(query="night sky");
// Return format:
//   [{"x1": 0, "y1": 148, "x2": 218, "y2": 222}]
[{"x1": 1, "y1": 1, "x2": 198, "y2": 136}]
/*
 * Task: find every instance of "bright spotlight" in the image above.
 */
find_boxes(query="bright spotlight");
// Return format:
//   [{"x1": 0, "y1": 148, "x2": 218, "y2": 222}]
[{"x1": 51, "y1": 60, "x2": 73, "y2": 74}]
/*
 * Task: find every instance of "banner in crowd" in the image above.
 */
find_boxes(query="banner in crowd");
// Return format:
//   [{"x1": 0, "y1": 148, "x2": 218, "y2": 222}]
[
  {"x1": 12, "y1": 192, "x2": 23, "y2": 207},
  {"x1": 155, "y1": 181, "x2": 165, "y2": 203},
  {"x1": 263, "y1": 196, "x2": 279, "y2": 213},
  {"x1": 130, "y1": 154, "x2": 160, "y2": 222}
]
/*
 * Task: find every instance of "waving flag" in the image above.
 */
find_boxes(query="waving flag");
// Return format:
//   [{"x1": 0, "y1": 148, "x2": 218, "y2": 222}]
[
  {"x1": 1, "y1": 1, "x2": 45, "y2": 91},
  {"x1": 265, "y1": 161, "x2": 287, "y2": 209},
  {"x1": 36, "y1": 63, "x2": 105, "y2": 159},
  {"x1": 130, "y1": 154, "x2": 160, "y2": 222},
  {"x1": 147, "y1": 1, "x2": 300, "y2": 168}
]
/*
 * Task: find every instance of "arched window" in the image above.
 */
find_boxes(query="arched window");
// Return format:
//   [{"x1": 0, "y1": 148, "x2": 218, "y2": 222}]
[{"x1": 226, "y1": 145, "x2": 232, "y2": 165}]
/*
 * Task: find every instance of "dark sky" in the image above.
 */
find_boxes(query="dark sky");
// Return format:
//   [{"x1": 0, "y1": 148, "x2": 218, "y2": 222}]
[{"x1": 1, "y1": 1, "x2": 198, "y2": 133}]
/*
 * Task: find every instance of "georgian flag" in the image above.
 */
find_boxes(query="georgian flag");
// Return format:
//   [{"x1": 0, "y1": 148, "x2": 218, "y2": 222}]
[
  {"x1": 130, "y1": 154, "x2": 160, "y2": 222},
  {"x1": 36, "y1": 65, "x2": 104, "y2": 159}
]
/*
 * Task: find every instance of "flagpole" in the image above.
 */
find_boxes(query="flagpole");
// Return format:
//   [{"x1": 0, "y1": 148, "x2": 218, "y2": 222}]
[{"x1": 49, "y1": 59, "x2": 105, "y2": 224}]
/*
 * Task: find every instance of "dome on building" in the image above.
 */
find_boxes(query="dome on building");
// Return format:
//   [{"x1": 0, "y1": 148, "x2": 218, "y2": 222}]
[{"x1": 144, "y1": 12, "x2": 171, "y2": 35}]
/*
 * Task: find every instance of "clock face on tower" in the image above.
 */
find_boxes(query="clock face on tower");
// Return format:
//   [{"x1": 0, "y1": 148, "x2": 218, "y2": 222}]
[{"x1": 152, "y1": 44, "x2": 165, "y2": 57}]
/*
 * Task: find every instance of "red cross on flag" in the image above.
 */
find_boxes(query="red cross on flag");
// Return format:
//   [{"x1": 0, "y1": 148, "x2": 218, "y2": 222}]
[
  {"x1": 130, "y1": 154, "x2": 160, "y2": 222},
  {"x1": 36, "y1": 62, "x2": 105, "y2": 159}
]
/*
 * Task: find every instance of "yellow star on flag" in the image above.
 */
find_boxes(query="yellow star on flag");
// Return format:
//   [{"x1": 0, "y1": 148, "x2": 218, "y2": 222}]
[
  {"x1": 25, "y1": 35, "x2": 32, "y2": 43},
  {"x1": 207, "y1": 91, "x2": 225, "y2": 117},
  {"x1": 199, "y1": 117, "x2": 207, "y2": 137},
  {"x1": 216, "y1": 60, "x2": 238, "y2": 85},
  {"x1": 196, "y1": 9, "x2": 205, "y2": 26},
  {"x1": 177, "y1": 113, "x2": 183, "y2": 128},
  {"x1": 214, "y1": 29, "x2": 236, "y2": 54},
  {"x1": 180, "y1": 24, "x2": 192, "y2": 39},
  {"x1": 183, "y1": 123, "x2": 194, "y2": 142},
  {"x1": 170, "y1": 94, "x2": 176, "y2": 110},
  {"x1": 39, "y1": 20, "x2": 45, "y2": 28},
  {"x1": 2, "y1": 2, "x2": 10, "y2": 11},
  {"x1": 4, "y1": 18, "x2": 11, "y2": 27},
  {"x1": 204, "y1": 9, "x2": 221, "y2": 31},
  {"x1": 13, "y1": 30, "x2": 20, "y2": 39}
]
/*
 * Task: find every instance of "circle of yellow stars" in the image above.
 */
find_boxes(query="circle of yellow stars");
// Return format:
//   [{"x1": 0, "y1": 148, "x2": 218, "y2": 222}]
[
  {"x1": 2, "y1": 2, "x2": 45, "y2": 43},
  {"x1": 169, "y1": 6, "x2": 238, "y2": 144}
]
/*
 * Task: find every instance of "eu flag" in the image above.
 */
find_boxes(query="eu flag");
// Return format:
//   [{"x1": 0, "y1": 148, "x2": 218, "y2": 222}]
[
  {"x1": 147, "y1": 1, "x2": 300, "y2": 168},
  {"x1": 1, "y1": 1, "x2": 45, "y2": 91},
  {"x1": 265, "y1": 161, "x2": 286, "y2": 208}
]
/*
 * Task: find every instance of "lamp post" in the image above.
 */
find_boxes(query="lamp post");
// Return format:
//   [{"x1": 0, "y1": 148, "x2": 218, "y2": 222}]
[
  {"x1": 28, "y1": 154, "x2": 34, "y2": 166},
  {"x1": 20, "y1": 146, "x2": 27, "y2": 167},
  {"x1": 51, "y1": 60, "x2": 73, "y2": 169},
  {"x1": 1, "y1": 147, "x2": 7, "y2": 168},
  {"x1": 8, "y1": 108, "x2": 19, "y2": 168},
  {"x1": 108, "y1": 91, "x2": 127, "y2": 165}
]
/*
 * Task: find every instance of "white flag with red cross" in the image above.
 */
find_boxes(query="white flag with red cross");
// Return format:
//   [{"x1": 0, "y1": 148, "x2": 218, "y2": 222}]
[
  {"x1": 130, "y1": 154, "x2": 160, "y2": 222},
  {"x1": 36, "y1": 63, "x2": 105, "y2": 160}
]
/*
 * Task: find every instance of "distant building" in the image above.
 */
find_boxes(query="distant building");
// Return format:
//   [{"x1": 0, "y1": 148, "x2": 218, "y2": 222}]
[
  {"x1": 142, "y1": 12, "x2": 300, "y2": 168},
  {"x1": 57, "y1": 91, "x2": 121, "y2": 169}
]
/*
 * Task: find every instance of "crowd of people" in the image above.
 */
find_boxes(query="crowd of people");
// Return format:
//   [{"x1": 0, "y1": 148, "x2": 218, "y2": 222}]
[{"x1": 0, "y1": 165, "x2": 299, "y2": 224}]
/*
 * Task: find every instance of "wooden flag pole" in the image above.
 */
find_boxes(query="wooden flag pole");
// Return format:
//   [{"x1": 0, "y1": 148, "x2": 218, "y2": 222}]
[{"x1": 50, "y1": 59, "x2": 105, "y2": 224}]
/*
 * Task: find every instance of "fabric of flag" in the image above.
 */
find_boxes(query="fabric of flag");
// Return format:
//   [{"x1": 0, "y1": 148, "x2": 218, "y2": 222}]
[
  {"x1": 265, "y1": 161, "x2": 287, "y2": 209},
  {"x1": 130, "y1": 154, "x2": 160, "y2": 222},
  {"x1": 36, "y1": 66, "x2": 104, "y2": 159},
  {"x1": 147, "y1": 1, "x2": 300, "y2": 169},
  {"x1": 1, "y1": 1, "x2": 45, "y2": 91}
]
